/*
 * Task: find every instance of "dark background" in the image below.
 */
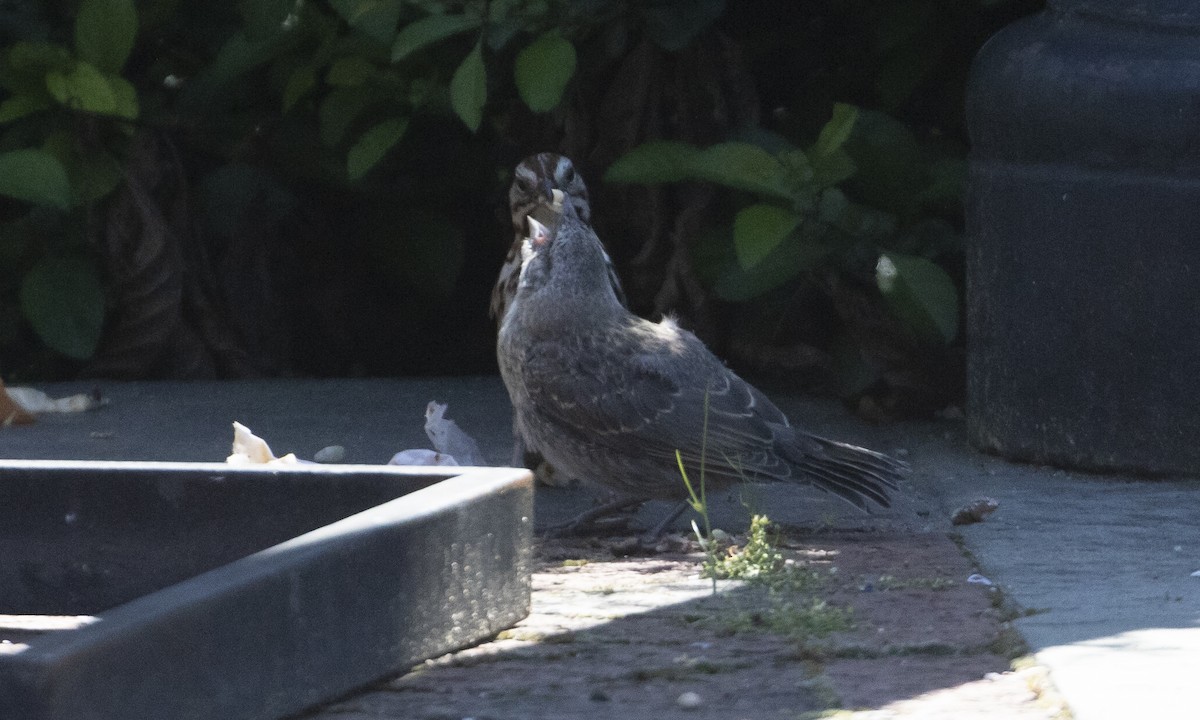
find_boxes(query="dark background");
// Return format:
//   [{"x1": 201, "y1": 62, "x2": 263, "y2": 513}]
[{"x1": 0, "y1": 0, "x2": 1042, "y2": 417}]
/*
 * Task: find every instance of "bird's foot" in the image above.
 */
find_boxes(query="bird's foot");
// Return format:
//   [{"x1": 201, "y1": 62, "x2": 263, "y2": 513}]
[
  {"x1": 602, "y1": 531, "x2": 693, "y2": 556},
  {"x1": 642, "y1": 500, "x2": 691, "y2": 540},
  {"x1": 539, "y1": 497, "x2": 643, "y2": 538}
]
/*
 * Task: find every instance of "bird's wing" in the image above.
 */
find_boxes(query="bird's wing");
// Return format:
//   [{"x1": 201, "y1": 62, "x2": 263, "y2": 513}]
[{"x1": 522, "y1": 332, "x2": 795, "y2": 482}]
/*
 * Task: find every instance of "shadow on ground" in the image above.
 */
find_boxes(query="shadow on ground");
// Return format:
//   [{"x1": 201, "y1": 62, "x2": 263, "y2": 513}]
[{"x1": 300, "y1": 528, "x2": 1065, "y2": 720}]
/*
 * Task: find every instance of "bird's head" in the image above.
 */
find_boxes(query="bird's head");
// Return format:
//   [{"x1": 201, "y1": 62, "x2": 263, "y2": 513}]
[{"x1": 509, "y1": 152, "x2": 591, "y2": 234}]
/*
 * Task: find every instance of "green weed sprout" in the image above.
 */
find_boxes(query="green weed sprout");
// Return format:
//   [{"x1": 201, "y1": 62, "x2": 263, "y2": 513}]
[{"x1": 678, "y1": 387, "x2": 720, "y2": 591}]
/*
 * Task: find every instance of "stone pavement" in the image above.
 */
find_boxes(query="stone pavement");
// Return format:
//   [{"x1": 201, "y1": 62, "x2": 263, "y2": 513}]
[
  {"x1": 3, "y1": 378, "x2": 1199, "y2": 718},
  {"x1": 296, "y1": 531, "x2": 1062, "y2": 720}
]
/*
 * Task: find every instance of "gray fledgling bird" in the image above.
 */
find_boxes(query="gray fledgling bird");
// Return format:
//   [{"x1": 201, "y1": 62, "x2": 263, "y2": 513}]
[
  {"x1": 493, "y1": 153, "x2": 625, "y2": 470},
  {"x1": 497, "y1": 197, "x2": 905, "y2": 519}
]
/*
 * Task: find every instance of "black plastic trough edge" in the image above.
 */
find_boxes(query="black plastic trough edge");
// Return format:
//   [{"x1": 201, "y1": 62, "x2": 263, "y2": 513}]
[{"x1": 0, "y1": 463, "x2": 534, "y2": 720}]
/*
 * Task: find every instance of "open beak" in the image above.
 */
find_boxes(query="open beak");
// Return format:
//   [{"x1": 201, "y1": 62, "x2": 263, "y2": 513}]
[{"x1": 527, "y1": 216, "x2": 550, "y2": 248}]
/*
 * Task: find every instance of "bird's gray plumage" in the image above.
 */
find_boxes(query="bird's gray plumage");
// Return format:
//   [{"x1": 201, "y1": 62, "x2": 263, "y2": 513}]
[
  {"x1": 494, "y1": 153, "x2": 626, "y2": 470},
  {"x1": 497, "y1": 192, "x2": 905, "y2": 510}
]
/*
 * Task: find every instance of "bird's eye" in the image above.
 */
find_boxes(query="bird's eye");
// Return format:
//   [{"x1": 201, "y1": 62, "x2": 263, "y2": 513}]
[{"x1": 561, "y1": 165, "x2": 576, "y2": 184}]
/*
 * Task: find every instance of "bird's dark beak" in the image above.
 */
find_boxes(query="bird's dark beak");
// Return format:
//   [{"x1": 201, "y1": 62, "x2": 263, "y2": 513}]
[{"x1": 538, "y1": 178, "x2": 555, "y2": 203}]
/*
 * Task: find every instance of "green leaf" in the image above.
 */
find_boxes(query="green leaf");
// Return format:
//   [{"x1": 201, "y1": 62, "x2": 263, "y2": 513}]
[
  {"x1": 40, "y1": 130, "x2": 73, "y2": 168},
  {"x1": 816, "y1": 188, "x2": 850, "y2": 226},
  {"x1": 809, "y1": 148, "x2": 857, "y2": 189},
  {"x1": 811, "y1": 103, "x2": 858, "y2": 159},
  {"x1": 605, "y1": 141, "x2": 700, "y2": 184},
  {"x1": 843, "y1": 110, "x2": 923, "y2": 217},
  {"x1": 777, "y1": 148, "x2": 815, "y2": 187},
  {"x1": 733, "y1": 204, "x2": 799, "y2": 270},
  {"x1": 391, "y1": 14, "x2": 482, "y2": 61},
  {"x1": 821, "y1": 191, "x2": 895, "y2": 241},
  {"x1": 175, "y1": 30, "x2": 291, "y2": 113},
  {"x1": 46, "y1": 62, "x2": 118, "y2": 114},
  {"x1": 607, "y1": 141, "x2": 793, "y2": 201},
  {"x1": 239, "y1": 0, "x2": 298, "y2": 40},
  {"x1": 326, "y1": 55, "x2": 375, "y2": 86},
  {"x1": 282, "y1": 65, "x2": 317, "y2": 112},
  {"x1": 876, "y1": 252, "x2": 959, "y2": 345},
  {"x1": 107, "y1": 74, "x2": 139, "y2": 119},
  {"x1": 0, "y1": 149, "x2": 73, "y2": 208},
  {"x1": 714, "y1": 223, "x2": 833, "y2": 302},
  {"x1": 449, "y1": 41, "x2": 486, "y2": 132},
  {"x1": 71, "y1": 150, "x2": 123, "y2": 203},
  {"x1": 916, "y1": 156, "x2": 967, "y2": 205},
  {"x1": 44, "y1": 63, "x2": 136, "y2": 118},
  {"x1": 19, "y1": 254, "x2": 105, "y2": 359},
  {"x1": 318, "y1": 85, "x2": 376, "y2": 146},
  {"x1": 690, "y1": 143, "x2": 792, "y2": 201},
  {"x1": 514, "y1": 32, "x2": 576, "y2": 113},
  {"x1": 329, "y1": 0, "x2": 403, "y2": 44},
  {"x1": 0, "y1": 94, "x2": 51, "y2": 123},
  {"x1": 347, "y1": 117, "x2": 409, "y2": 180},
  {"x1": 1, "y1": 43, "x2": 75, "y2": 96},
  {"x1": 75, "y1": 0, "x2": 138, "y2": 74}
]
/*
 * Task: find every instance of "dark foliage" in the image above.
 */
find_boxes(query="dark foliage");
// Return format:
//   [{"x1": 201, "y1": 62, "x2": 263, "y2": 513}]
[{"x1": 0, "y1": 0, "x2": 1042, "y2": 415}]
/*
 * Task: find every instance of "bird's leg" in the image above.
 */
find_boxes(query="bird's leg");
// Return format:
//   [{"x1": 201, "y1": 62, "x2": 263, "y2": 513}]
[
  {"x1": 641, "y1": 500, "x2": 692, "y2": 541},
  {"x1": 509, "y1": 416, "x2": 526, "y2": 467},
  {"x1": 510, "y1": 421, "x2": 546, "y2": 472},
  {"x1": 511, "y1": 424, "x2": 559, "y2": 487},
  {"x1": 540, "y1": 496, "x2": 644, "y2": 537}
]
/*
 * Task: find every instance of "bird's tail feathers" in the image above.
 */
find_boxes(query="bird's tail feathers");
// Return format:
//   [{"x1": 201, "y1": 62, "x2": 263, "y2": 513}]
[{"x1": 782, "y1": 435, "x2": 907, "y2": 510}]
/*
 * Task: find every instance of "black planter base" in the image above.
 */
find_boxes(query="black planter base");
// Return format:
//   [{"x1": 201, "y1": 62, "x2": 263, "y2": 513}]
[{"x1": 967, "y1": 5, "x2": 1200, "y2": 475}]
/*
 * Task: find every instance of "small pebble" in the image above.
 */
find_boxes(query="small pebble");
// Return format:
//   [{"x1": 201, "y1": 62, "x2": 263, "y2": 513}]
[
  {"x1": 967, "y1": 573, "x2": 994, "y2": 586},
  {"x1": 313, "y1": 445, "x2": 346, "y2": 463},
  {"x1": 951, "y1": 497, "x2": 999, "y2": 526},
  {"x1": 677, "y1": 691, "x2": 702, "y2": 709}
]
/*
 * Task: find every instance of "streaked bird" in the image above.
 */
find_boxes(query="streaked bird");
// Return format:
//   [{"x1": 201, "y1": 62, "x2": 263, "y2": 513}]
[{"x1": 491, "y1": 152, "x2": 624, "y2": 322}]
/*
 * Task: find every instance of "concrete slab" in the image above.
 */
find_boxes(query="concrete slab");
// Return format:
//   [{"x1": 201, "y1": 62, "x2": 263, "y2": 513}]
[
  {"x1": 903, "y1": 419, "x2": 1200, "y2": 720},
  {"x1": 3, "y1": 377, "x2": 1198, "y2": 719}
]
